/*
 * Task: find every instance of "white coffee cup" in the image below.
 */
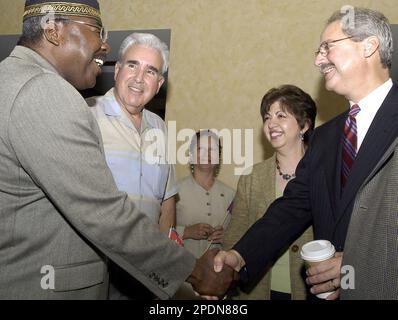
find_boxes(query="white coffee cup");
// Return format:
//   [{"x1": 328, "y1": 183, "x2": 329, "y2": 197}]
[{"x1": 300, "y1": 240, "x2": 336, "y2": 299}]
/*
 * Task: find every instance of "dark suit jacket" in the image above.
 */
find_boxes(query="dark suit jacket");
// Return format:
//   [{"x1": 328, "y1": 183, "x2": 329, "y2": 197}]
[{"x1": 234, "y1": 84, "x2": 398, "y2": 284}]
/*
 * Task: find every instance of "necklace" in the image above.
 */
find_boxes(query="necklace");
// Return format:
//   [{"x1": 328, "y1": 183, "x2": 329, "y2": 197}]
[{"x1": 276, "y1": 159, "x2": 296, "y2": 181}]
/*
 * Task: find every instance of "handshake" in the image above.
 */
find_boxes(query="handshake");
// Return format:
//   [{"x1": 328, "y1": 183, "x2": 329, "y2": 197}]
[{"x1": 186, "y1": 248, "x2": 244, "y2": 299}]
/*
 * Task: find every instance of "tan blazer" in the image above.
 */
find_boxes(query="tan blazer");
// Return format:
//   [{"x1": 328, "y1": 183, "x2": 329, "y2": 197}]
[
  {"x1": 341, "y1": 137, "x2": 398, "y2": 300},
  {"x1": 224, "y1": 155, "x2": 313, "y2": 300},
  {"x1": 0, "y1": 46, "x2": 195, "y2": 299}
]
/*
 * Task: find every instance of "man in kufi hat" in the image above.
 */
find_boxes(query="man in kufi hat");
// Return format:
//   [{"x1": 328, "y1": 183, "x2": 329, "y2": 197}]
[{"x1": 0, "y1": 0, "x2": 237, "y2": 299}]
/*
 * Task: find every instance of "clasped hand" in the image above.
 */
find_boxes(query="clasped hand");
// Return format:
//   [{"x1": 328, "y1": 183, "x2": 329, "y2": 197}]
[
  {"x1": 192, "y1": 249, "x2": 343, "y2": 300},
  {"x1": 188, "y1": 248, "x2": 239, "y2": 299},
  {"x1": 184, "y1": 223, "x2": 224, "y2": 243}
]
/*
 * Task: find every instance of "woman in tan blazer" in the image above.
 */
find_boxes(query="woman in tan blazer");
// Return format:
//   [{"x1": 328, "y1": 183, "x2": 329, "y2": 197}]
[{"x1": 224, "y1": 85, "x2": 317, "y2": 300}]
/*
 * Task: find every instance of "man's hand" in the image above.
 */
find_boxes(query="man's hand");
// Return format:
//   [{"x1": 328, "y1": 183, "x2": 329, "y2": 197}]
[
  {"x1": 187, "y1": 248, "x2": 239, "y2": 298},
  {"x1": 208, "y1": 226, "x2": 224, "y2": 244},
  {"x1": 184, "y1": 223, "x2": 214, "y2": 240},
  {"x1": 214, "y1": 249, "x2": 245, "y2": 273},
  {"x1": 306, "y1": 252, "x2": 343, "y2": 300}
]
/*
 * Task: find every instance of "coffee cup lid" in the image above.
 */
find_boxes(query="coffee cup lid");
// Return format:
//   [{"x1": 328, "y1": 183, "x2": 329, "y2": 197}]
[{"x1": 300, "y1": 240, "x2": 335, "y2": 262}]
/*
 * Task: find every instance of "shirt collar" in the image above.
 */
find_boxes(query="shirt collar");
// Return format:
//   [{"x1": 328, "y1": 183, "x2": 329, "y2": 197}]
[
  {"x1": 11, "y1": 46, "x2": 59, "y2": 75},
  {"x1": 102, "y1": 88, "x2": 122, "y2": 116},
  {"x1": 349, "y1": 78, "x2": 393, "y2": 111},
  {"x1": 102, "y1": 88, "x2": 156, "y2": 132}
]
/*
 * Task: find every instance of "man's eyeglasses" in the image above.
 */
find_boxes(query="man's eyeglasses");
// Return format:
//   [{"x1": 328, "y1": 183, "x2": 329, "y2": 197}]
[
  {"x1": 315, "y1": 36, "x2": 354, "y2": 56},
  {"x1": 57, "y1": 18, "x2": 108, "y2": 43}
]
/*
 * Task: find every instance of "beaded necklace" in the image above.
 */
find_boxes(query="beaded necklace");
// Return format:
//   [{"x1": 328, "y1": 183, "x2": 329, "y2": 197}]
[{"x1": 276, "y1": 159, "x2": 296, "y2": 181}]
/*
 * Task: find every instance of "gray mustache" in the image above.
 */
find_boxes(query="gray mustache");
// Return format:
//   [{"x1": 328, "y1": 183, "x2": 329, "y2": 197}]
[{"x1": 319, "y1": 63, "x2": 335, "y2": 73}]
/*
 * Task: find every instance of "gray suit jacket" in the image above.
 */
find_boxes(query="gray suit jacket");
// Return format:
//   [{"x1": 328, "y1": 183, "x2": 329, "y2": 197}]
[
  {"x1": 341, "y1": 137, "x2": 398, "y2": 300},
  {"x1": 0, "y1": 46, "x2": 195, "y2": 299}
]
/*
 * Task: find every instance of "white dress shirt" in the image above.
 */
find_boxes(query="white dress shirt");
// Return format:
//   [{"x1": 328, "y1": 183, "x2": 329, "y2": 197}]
[{"x1": 351, "y1": 78, "x2": 393, "y2": 151}]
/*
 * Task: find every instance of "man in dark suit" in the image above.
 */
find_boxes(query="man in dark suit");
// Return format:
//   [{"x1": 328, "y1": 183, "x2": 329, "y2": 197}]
[{"x1": 214, "y1": 7, "x2": 397, "y2": 300}]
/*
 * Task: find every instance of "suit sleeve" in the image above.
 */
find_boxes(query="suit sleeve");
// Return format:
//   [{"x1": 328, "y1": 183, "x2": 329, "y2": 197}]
[
  {"x1": 233, "y1": 141, "x2": 314, "y2": 284},
  {"x1": 8, "y1": 73, "x2": 195, "y2": 299}
]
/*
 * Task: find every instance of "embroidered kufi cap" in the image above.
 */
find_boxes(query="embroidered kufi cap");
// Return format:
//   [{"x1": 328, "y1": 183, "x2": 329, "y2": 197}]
[{"x1": 23, "y1": 0, "x2": 102, "y2": 24}]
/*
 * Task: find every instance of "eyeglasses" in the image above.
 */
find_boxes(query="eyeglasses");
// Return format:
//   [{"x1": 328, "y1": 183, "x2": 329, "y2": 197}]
[
  {"x1": 57, "y1": 18, "x2": 108, "y2": 43},
  {"x1": 315, "y1": 36, "x2": 354, "y2": 56}
]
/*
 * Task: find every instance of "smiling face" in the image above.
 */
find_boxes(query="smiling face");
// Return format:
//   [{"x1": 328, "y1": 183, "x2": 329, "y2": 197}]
[
  {"x1": 314, "y1": 21, "x2": 366, "y2": 100},
  {"x1": 263, "y1": 101, "x2": 305, "y2": 151},
  {"x1": 114, "y1": 44, "x2": 165, "y2": 116},
  {"x1": 56, "y1": 17, "x2": 110, "y2": 90}
]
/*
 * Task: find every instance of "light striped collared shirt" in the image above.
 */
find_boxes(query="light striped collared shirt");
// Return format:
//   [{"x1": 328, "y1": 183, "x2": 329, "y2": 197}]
[{"x1": 88, "y1": 88, "x2": 177, "y2": 224}]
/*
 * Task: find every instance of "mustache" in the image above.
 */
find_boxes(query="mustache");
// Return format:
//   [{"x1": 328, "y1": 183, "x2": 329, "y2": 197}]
[{"x1": 319, "y1": 63, "x2": 335, "y2": 73}]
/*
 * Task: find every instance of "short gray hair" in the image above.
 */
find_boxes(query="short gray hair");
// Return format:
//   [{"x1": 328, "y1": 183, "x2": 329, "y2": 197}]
[
  {"x1": 327, "y1": 7, "x2": 393, "y2": 69},
  {"x1": 117, "y1": 33, "x2": 169, "y2": 74},
  {"x1": 18, "y1": 16, "x2": 44, "y2": 46}
]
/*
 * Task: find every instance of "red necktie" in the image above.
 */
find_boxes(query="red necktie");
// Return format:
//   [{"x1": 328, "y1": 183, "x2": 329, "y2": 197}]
[{"x1": 341, "y1": 104, "x2": 361, "y2": 188}]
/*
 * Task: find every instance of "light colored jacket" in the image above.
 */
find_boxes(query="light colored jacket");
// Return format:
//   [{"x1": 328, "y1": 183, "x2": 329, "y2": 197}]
[
  {"x1": 224, "y1": 155, "x2": 313, "y2": 300},
  {"x1": 0, "y1": 46, "x2": 195, "y2": 299}
]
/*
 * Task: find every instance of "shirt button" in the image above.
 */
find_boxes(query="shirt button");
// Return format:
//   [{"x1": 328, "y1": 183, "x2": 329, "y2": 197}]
[
  {"x1": 206, "y1": 202, "x2": 210, "y2": 206},
  {"x1": 206, "y1": 192, "x2": 209, "y2": 196},
  {"x1": 207, "y1": 213, "x2": 211, "y2": 216},
  {"x1": 291, "y1": 245, "x2": 299, "y2": 253}
]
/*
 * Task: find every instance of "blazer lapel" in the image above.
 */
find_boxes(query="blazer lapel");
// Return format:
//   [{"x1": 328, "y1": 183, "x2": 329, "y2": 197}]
[
  {"x1": 256, "y1": 156, "x2": 276, "y2": 220},
  {"x1": 337, "y1": 84, "x2": 398, "y2": 219},
  {"x1": 321, "y1": 112, "x2": 347, "y2": 219},
  {"x1": 332, "y1": 113, "x2": 347, "y2": 214},
  {"x1": 361, "y1": 136, "x2": 398, "y2": 186}
]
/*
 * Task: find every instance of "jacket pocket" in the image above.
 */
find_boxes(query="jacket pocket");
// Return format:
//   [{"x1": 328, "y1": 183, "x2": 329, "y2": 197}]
[{"x1": 54, "y1": 260, "x2": 105, "y2": 292}]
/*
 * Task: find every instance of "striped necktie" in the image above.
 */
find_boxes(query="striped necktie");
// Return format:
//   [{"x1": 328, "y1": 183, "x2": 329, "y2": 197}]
[{"x1": 341, "y1": 104, "x2": 361, "y2": 188}]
